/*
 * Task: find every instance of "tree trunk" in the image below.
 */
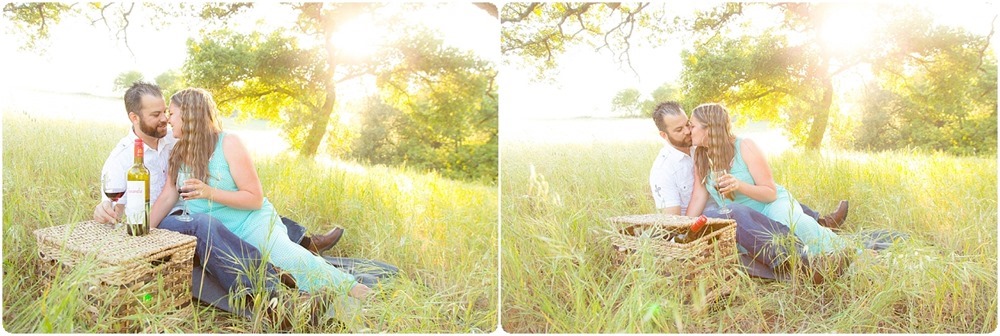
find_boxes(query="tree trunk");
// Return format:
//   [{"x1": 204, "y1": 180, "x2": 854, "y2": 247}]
[
  {"x1": 806, "y1": 76, "x2": 833, "y2": 150},
  {"x1": 301, "y1": 91, "x2": 336, "y2": 158},
  {"x1": 299, "y1": 4, "x2": 345, "y2": 158}
]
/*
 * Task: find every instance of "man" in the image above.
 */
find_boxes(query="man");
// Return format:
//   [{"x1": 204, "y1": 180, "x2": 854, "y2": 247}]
[
  {"x1": 649, "y1": 101, "x2": 849, "y2": 282},
  {"x1": 93, "y1": 81, "x2": 344, "y2": 314}
]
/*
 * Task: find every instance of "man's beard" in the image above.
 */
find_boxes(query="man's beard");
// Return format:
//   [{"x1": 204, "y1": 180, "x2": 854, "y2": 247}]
[
  {"x1": 139, "y1": 120, "x2": 167, "y2": 138},
  {"x1": 670, "y1": 136, "x2": 691, "y2": 148}
]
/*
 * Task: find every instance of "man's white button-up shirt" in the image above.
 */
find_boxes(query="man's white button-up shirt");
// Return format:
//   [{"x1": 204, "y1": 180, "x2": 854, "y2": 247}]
[
  {"x1": 101, "y1": 128, "x2": 177, "y2": 206},
  {"x1": 649, "y1": 144, "x2": 694, "y2": 214}
]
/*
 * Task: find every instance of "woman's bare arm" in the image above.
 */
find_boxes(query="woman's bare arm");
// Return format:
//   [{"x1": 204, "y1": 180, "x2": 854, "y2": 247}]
[
  {"x1": 723, "y1": 138, "x2": 777, "y2": 203},
  {"x1": 686, "y1": 168, "x2": 709, "y2": 217}
]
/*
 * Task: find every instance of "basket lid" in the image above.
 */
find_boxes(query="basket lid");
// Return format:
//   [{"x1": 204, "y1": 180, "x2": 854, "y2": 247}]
[
  {"x1": 34, "y1": 221, "x2": 196, "y2": 264},
  {"x1": 608, "y1": 214, "x2": 695, "y2": 229}
]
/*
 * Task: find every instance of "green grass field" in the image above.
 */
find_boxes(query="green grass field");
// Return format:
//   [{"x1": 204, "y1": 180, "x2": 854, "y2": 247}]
[
  {"x1": 2, "y1": 113, "x2": 498, "y2": 333},
  {"x1": 501, "y1": 140, "x2": 997, "y2": 333}
]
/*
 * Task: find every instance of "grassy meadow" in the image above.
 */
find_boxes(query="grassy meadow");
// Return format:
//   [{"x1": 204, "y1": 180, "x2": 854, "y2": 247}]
[
  {"x1": 500, "y1": 139, "x2": 997, "y2": 333},
  {"x1": 2, "y1": 112, "x2": 498, "y2": 333}
]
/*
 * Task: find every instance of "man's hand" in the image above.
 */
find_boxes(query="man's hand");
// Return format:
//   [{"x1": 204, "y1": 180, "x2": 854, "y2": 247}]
[{"x1": 92, "y1": 200, "x2": 121, "y2": 224}]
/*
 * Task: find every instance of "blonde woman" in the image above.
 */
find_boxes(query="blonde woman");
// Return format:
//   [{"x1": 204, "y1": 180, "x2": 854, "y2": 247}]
[
  {"x1": 150, "y1": 88, "x2": 371, "y2": 303},
  {"x1": 684, "y1": 103, "x2": 849, "y2": 257}
]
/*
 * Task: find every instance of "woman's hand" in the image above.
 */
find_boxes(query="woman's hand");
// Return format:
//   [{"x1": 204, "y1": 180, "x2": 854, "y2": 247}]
[
  {"x1": 716, "y1": 172, "x2": 740, "y2": 195},
  {"x1": 179, "y1": 178, "x2": 214, "y2": 201}
]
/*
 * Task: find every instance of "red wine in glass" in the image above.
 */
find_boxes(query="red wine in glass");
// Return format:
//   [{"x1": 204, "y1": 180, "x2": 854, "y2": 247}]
[
  {"x1": 102, "y1": 172, "x2": 127, "y2": 227},
  {"x1": 104, "y1": 189, "x2": 126, "y2": 202}
]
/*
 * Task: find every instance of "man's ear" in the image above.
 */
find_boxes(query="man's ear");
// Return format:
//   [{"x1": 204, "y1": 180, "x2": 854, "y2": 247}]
[
  {"x1": 659, "y1": 131, "x2": 669, "y2": 141},
  {"x1": 128, "y1": 111, "x2": 140, "y2": 124}
]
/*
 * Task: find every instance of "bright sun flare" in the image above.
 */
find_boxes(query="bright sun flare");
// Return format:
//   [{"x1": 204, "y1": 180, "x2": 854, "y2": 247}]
[
  {"x1": 329, "y1": 16, "x2": 383, "y2": 60},
  {"x1": 819, "y1": 6, "x2": 878, "y2": 54}
]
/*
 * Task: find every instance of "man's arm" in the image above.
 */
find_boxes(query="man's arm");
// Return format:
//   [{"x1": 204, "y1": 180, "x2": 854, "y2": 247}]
[
  {"x1": 93, "y1": 145, "x2": 128, "y2": 224},
  {"x1": 93, "y1": 200, "x2": 123, "y2": 224},
  {"x1": 658, "y1": 206, "x2": 682, "y2": 215}
]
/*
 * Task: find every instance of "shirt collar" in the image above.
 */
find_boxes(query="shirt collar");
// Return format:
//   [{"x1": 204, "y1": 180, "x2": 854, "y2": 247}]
[{"x1": 662, "y1": 144, "x2": 692, "y2": 162}]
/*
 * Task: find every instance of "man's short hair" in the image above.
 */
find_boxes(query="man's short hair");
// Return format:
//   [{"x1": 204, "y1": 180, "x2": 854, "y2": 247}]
[
  {"x1": 652, "y1": 101, "x2": 684, "y2": 133},
  {"x1": 124, "y1": 81, "x2": 163, "y2": 116}
]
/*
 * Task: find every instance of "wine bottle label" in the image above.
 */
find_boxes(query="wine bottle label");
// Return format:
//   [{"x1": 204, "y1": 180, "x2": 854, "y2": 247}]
[{"x1": 125, "y1": 181, "x2": 147, "y2": 225}]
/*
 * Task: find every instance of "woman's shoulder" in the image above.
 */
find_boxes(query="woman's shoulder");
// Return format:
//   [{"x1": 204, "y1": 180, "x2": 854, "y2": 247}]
[
  {"x1": 221, "y1": 132, "x2": 244, "y2": 145},
  {"x1": 737, "y1": 137, "x2": 762, "y2": 155},
  {"x1": 220, "y1": 132, "x2": 249, "y2": 155},
  {"x1": 738, "y1": 137, "x2": 756, "y2": 146}
]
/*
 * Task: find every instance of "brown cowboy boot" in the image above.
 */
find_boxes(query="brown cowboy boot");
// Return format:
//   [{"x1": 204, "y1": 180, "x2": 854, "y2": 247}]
[
  {"x1": 817, "y1": 200, "x2": 849, "y2": 230},
  {"x1": 300, "y1": 227, "x2": 345, "y2": 256},
  {"x1": 270, "y1": 265, "x2": 297, "y2": 289},
  {"x1": 264, "y1": 294, "x2": 294, "y2": 331},
  {"x1": 802, "y1": 250, "x2": 853, "y2": 285}
]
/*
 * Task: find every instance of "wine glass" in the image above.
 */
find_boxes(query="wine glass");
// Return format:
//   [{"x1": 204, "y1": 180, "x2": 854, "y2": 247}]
[
  {"x1": 711, "y1": 169, "x2": 733, "y2": 215},
  {"x1": 175, "y1": 166, "x2": 193, "y2": 222},
  {"x1": 102, "y1": 172, "x2": 126, "y2": 227}
]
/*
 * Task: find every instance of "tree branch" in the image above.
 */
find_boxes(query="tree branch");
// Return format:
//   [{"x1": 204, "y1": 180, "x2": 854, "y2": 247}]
[
  {"x1": 117, "y1": 3, "x2": 136, "y2": 57},
  {"x1": 500, "y1": 2, "x2": 539, "y2": 23},
  {"x1": 976, "y1": 13, "x2": 997, "y2": 74},
  {"x1": 501, "y1": 2, "x2": 601, "y2": 67},
  {"x1": 596, "y1": 3, "x2": 648, "y2": 76},
  {"x1": 473, "y1": 2, "x2": 498, "y2": 20},
  {"x1": 218, "y1": 89, "x2": 281, "y2": 106}
]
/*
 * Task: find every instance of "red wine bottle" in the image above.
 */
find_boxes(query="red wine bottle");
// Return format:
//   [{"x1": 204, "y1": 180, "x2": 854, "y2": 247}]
[{"x1": 672, "y1": 215, "x2": 709, "y2": 244}]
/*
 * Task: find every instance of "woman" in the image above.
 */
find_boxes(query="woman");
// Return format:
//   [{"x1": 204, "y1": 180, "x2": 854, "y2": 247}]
[
  {"x1": 150, "y1": 88, "x2": 370, "y2": 301},
  {"x1": 684, "y1": 103, "x2": 848, "y2": 256}
]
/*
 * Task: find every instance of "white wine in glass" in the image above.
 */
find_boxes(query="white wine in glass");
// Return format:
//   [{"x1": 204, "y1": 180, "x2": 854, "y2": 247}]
[
  {"x1": 175, "y1": 166, "x2": 193, "y2": 222},
  {"x1": 711, "y1": 169, "x2": 732, "y2": 215}
]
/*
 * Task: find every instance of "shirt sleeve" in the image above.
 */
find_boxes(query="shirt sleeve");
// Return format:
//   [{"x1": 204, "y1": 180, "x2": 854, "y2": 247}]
[{"x1": 650, "y1": 160, "x2": 682, "y2": 210}]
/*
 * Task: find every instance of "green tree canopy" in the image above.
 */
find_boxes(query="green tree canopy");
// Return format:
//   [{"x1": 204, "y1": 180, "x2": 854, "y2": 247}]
[
  {"x1": 375, "y1": 30, "x2": 498, "y2": 182},
  {"x1": 610, "y1": 88, "x2": 642, "y2": 117},
  {"x1": 183, "y1": 3, "x2": 377, "y2": 158},
  {"x1": 112, "y1": 70, "x2": 145, "y2": 92},
  {"x1": 154, "y1": 69, "x2": 186, "y2": 99},
  {"x1": 680, "y1": 3, "x2": 996, "y2": 150},
  {"x1": 856, "y1": 9, "x2": 998, "y2": 155}
]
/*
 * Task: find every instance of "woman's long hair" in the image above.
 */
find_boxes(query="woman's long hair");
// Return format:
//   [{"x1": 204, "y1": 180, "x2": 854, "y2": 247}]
[
  {"x1": 168, "y1": 88, "x2": 222, "y2": 184},
  {"x1": 692, "y1": 103, "x2": 737, "y2": 184}
]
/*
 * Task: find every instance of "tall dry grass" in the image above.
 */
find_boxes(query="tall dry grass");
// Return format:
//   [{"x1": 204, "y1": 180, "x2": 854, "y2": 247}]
[
  {"x1": 501, "y1": 140, "x2": 996, "y2": 333},
  {"x1": 3, "y1": 112, "x2": 497, "y2": 333}
]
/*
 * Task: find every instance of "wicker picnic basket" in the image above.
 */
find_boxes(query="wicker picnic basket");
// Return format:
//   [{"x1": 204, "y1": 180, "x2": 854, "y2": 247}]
[
  {"x1": 34, "y1": 221, "x2": 197, "y2": 317},
  {"x1": 608, "y1": 214, "x2": 737, "y2": 276}
]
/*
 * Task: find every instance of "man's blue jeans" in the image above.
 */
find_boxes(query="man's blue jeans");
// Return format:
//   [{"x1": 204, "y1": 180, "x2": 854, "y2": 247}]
[{"x1": 704, "y1": 203, "x2": 821, "y2": 279}]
